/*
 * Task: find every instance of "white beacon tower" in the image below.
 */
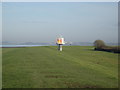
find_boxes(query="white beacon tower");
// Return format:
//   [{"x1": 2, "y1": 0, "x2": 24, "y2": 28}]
[{"x1": 56, "y1": 35, "x2": 65, "y2": 51}]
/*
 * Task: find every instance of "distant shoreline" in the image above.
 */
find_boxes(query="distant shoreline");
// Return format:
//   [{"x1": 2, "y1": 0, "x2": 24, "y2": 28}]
[
  {"x1": 0, "y1": 45, "x2": 46, "y2": 48},
  {"x1": 1, "y1": 47, "x2": 26, "y2": 48}
]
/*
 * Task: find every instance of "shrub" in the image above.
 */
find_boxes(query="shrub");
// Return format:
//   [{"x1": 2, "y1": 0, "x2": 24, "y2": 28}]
[
  {"x1": 94, "y1": 40, "x2": 120, "y2": 53},
  {"x1": 94, "y1": 40, "x2": 106, "y2": 50}
]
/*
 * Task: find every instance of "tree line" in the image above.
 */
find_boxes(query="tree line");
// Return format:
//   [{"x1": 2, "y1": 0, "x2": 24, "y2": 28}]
[{"x1": 94, "y1": 40, "x2": 120, "y2": 53}]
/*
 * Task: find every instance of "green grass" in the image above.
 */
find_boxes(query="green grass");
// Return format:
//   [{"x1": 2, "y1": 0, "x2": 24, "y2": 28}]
[{"x1": 2, "y1": 46, "x2": 118, "y2": 88}]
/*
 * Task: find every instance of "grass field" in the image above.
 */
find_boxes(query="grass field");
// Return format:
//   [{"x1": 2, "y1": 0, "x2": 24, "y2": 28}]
[{"x1": 2, "y1": 46, "x2": 118, "y2": 88}]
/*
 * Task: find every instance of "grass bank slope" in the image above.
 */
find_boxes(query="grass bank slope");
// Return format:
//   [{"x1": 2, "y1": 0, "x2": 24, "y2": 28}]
[{"x1": 2, "y1": 46, "x2": 118, "y2": 88}]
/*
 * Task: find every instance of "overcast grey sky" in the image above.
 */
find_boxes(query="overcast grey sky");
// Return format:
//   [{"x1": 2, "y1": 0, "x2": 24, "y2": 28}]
[{"x1": 2, "y1": 2, "x2": 118, "y2": 43}]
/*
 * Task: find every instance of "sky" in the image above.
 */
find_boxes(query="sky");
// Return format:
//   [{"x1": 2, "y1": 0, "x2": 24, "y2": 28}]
[
  {"x1": 1, "y1": 0, "x2": 119, "y2": 2},
  {"x1": 0, "y1": 7, "x2": 1, "y2": 45},
  {"x1": 2, "y1": 2, "x2": 118, "y2": 44}
]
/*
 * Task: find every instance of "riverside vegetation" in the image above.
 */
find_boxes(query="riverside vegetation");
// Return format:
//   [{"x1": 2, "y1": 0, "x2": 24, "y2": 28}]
[{"x1": 94, "y1": 40, "x2": 120, "y2": 53}]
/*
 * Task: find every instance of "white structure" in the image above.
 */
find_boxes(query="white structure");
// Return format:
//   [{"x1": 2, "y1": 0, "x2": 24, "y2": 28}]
[{"x1": 56, "y1": 36, "x2": 65, "y2": 51}]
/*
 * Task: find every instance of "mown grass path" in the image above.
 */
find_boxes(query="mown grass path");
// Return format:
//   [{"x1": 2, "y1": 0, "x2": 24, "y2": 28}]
[{"x1": 2, "y1": 46, "x2": 118, "y2": 88}]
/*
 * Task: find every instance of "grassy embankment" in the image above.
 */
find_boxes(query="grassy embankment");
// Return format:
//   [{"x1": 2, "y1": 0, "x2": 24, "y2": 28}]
[{"x1": 2, "y1": 46, "x2": 118, "y2": 88}]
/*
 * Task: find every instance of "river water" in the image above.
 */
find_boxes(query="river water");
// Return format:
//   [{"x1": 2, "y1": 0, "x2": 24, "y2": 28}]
[{"x1": 0, "y1": 45, "x2": 46, "y2": 47}]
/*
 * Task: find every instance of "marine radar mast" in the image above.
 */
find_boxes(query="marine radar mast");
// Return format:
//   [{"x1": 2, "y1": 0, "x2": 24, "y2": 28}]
[{"x1": 56, "y1": 35, "x2": 65, "y2": 51}]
